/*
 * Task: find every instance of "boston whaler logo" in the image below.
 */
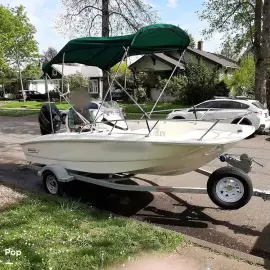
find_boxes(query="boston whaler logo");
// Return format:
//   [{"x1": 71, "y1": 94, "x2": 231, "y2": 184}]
[{"x1": 27, "y1": 148, "x2": 39, "y2": 154}]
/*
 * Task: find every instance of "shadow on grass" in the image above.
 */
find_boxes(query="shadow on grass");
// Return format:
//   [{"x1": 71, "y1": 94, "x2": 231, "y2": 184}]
[{"x1": 59, "y1": 179, "x2": 155, "y2": 217}]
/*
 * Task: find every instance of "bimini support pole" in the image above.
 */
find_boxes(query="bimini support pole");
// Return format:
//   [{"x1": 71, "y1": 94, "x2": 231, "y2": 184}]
[
  {"x1": 107, "y1": 71, "x2": 150, "y2": 118},
  {"x1": 45, "y1": 74, "x2": 54, "y2": 133},
  {"x1": 61, "y1": 52, "x2": 65, "y2": 101},
  {"x1": 149, "y1": 50, "x2": 186, "y2": 117},
  {"x1": 93, "y1": 46, "x2": 130, "y2": 123}
]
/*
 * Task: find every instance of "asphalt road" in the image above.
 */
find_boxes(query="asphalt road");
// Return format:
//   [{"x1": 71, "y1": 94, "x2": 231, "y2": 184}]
[{"x1": 0, "y1": 116, "x2": 269, "y2": 266}]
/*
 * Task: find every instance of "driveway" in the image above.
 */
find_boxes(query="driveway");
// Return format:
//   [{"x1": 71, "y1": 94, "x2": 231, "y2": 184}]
[{"x1": 0, "y1": 116, "x2": 269, "y2": 265}]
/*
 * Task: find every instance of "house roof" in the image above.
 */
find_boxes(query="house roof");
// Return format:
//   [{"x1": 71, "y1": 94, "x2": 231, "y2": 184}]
[
  {"x1": 128, "y1": 53, "x2": 185, "y2": 71},
  {"x1": 52, "y1": 64, "x2": 103, "y2": 77},
  {"x1": 129, "y1": 46, "x2": 239, "y2": 71},
  {"x1": 154, "y1": 53, "x2": 185, "y2": 69},
  {"x1": 186, "y1": 47, "x2": 238, "y2": 69}
]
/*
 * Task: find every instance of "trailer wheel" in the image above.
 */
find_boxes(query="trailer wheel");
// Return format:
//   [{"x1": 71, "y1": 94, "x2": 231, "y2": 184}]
[
  {"x1": 43, "y1": 170, "x2": 64, "y2": 196},
  {"x1": 207, "y1": 167, "x2": 253, "y2": 210}
]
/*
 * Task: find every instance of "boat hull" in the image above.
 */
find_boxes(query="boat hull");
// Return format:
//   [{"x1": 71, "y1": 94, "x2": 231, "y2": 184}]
[
  {"x1": 22, "y1": 139, "x2": 232, "y2": 175},
  {"x1": 21, "y1": 120, "x2": 255, "y2": 176}
]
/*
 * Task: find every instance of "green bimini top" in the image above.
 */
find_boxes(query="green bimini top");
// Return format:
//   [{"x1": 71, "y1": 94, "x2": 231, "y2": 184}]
[{"x1": 42, "y1": 24, "x2": 190, "y2": 73}]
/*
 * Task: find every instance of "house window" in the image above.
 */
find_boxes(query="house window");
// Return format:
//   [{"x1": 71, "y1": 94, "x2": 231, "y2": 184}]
[
  {"x1": 90, "y1": 79, "x2": 99, "y2": 93},
  {"x1": 52, "y1": 69, "x2": 57, "y2": 77}
]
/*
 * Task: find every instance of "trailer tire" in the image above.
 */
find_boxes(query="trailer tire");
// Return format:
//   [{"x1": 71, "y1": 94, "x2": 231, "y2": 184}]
[
  {"x1": 43, "y1": 170, "x2": 64, "y2": 196},
  {"x1": 207, "y1": 167, "x2": 253, "y2": 210}
]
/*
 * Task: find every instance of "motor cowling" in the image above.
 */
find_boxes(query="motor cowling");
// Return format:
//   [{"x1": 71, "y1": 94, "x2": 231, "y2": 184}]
[{"x1": 38, "y1": 103, "x2": 62, "y2": 135}]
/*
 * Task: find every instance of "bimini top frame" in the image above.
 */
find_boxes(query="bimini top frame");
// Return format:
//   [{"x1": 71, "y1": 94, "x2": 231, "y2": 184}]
[
  {"x1": 42, "y1": 24, "x2": 190, "y2": 73},
  {"x1": 42, "y1": 24, "x2": 190, "y2": 133}
]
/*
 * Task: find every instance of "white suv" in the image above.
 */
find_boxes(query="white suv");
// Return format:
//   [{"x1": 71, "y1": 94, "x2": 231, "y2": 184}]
[{"x1": 166, "y1": 97, "x2": 270, "y2": 132}]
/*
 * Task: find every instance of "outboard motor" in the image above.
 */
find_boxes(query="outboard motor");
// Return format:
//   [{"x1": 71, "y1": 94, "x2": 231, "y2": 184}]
[{"x1": 38, "y1": 103, "x2": 62, "y2": 135}]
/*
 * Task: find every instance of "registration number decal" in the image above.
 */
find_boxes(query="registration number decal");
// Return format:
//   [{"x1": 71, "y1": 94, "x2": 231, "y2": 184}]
[{"x1": 27, "y1": 148, "x2": 39, "y2": 153}]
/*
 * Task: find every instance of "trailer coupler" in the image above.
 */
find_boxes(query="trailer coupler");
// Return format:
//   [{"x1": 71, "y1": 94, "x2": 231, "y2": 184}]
[
  {"x1": 219, "y1": 153, "x2": 255, "y2": 174},
  {"x1": 253, "y1": 189, "x2": 270, "y2": 201}
]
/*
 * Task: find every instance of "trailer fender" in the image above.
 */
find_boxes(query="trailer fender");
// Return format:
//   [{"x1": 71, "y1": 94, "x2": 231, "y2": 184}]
[{"x1": 37, "y1": 165, "x2": 75, "y2": 182}]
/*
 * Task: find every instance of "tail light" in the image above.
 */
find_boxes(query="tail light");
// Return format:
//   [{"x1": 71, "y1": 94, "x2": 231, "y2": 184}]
[{"x1": 254, "y1": 111, "x2": 262, "y2": 116}]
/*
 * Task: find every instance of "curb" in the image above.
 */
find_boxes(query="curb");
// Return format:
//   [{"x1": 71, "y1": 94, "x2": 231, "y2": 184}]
[{"x1": 183, "y1": 234, "x2": 270, "y2": 267}]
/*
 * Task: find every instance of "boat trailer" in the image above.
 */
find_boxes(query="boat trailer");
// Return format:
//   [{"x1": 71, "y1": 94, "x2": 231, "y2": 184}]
[{"x1": 19, "y1": 153, "x2": 270, "y2": 210}]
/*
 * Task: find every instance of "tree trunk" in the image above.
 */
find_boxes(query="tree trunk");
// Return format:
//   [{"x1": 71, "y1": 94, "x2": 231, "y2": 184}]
[
  {"x1": 254, "y1": 0, "x2": 265, "y2": 103},
  {"x1": 102, "y1": 0, "x2": 111, "y2": 101},
  {"x1": 263, "y1": 0, "x2": 270, "y2": 109},
  {"x1": 16, "y1": 52, "x2": 26, "y2": 102}
]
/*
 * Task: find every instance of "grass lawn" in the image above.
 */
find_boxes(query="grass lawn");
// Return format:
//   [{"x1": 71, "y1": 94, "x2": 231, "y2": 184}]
[
  {"x1": 0, "y1": 193, "x2": 183, "y2": 270},
  {"x1": 0, "y1": 101, "x2": 69, "y2": 110},
  {"x1": 0, "y1": 101, "x2": 186, "y2": 113},
  {"x1": 0, "y1": 101, "x2": 187, "y2": 119},
  {"x1": 0, "y1": 110, "x2": 39, "y2": 117}
]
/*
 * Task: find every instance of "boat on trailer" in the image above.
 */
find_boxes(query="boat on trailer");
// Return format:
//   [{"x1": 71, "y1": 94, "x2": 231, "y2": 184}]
[
  {"x1": 20, "y1": 24, "x2": 270, "y2": 210},
  {"x1": 21, "y1": 120, "x2": 255, "y2": 175}
]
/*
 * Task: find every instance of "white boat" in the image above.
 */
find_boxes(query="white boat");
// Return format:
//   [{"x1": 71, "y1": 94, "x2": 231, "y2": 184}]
[
  {"x1": 21, "y1": 120, "x2": 255, "y2": 176},
  {"x1": 21, "y1": 24, "x2": 254, "y2": 176},
  {"x1": 19, "y1": 24, "x2": 270, "y2": 211}
]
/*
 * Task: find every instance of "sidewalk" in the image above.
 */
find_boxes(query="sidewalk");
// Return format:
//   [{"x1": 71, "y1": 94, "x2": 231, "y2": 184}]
[{"x1": 110, "y1": 243, "x2": 266, "y2": 270}]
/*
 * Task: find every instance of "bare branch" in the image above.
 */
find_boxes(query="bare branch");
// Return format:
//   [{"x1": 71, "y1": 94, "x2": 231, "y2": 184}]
[
  {"x1": 109, "y1": 11, "x2": 138, "y2": 30},
  {"x1": 117, "y1": 0, "x2": 140, "y2": 28},
  {"x1": 88, "y1": 13, "x2": 102, "y2": 35},
  {"x1": 73, "y1": 5, "x2": 102, "y2": 16}
]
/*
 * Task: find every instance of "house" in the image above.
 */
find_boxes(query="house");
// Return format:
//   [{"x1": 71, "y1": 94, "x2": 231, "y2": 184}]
[
  {"x1": 129, "y1": 41, "x2": 239, "y2": 101},
  {"x1": 28, "y1": 64, "x2": 103, "y2": 99}
]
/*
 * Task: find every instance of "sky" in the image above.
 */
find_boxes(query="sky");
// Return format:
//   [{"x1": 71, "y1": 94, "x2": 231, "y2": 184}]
[{"x1": 0, "y1": 0, "x2": 223, "y2": 54}]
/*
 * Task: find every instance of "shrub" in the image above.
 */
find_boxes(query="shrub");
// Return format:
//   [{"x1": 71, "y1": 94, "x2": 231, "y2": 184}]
[{"x1": 157, "y1": 60, "x2": 222, "y2": 104}]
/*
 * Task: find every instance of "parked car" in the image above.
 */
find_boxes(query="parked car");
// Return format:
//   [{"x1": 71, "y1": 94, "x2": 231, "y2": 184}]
[
  {"x1": 111, "y1": 89, "x2": 132, "y2": 101},
  {"x1": 3, "y1": 93, "x2": 16, "y2": 100},
  {"x1": 60, "y1": 100, "x2": 126, "y2": 124},
  {"x1": 16, "y1": 90, "x2": 60, "y2": 101},
  {"x1": 166, "y1": 96, "x2": 270, "y2": 133}
]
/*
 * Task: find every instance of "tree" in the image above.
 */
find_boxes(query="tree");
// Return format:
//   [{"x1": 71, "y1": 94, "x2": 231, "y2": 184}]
[
  {"x1": 54, "y1": 0, "x2": 159, "y2": 100},
  {"x1": 21, "y1": 62, "x2": 41, "y2": 80},
  {"x1": 220, "y1": 39, "x2": 240, "y2": 60},
  {"x1": 224, "y1": 55, "x2": 255, "y2": 96},
  {"x1": 63, "y1": 72, "x2": 89, "y2": 92},
  {"x1": 157, "y1": 60, "x2": 225, "y2": 104},
  {"x1": 0, "y1": 5, "x2": 39, "y2": 99},
  {"x1": 184, "y1": 29, "x2": 196, "y2": 49},
  {"x1": 55, "y1": 0, "x2": 159, "y2": 37},
  {"x1": 198, "y1": 0, "x2": 270, "y2": 107},
  {"x1": 110, "y1": 61, "x2": 130, "y2": 75},
  {"x1": 43, "y1": 47, "x2": 58, "y2": 61}
]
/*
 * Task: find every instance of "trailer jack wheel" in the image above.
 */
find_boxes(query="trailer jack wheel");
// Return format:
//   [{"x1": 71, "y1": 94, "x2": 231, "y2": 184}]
[
  {"x1": 207, "y1": 167, "x2": 253, "y2": 210},
  {"x1": 43, "y1": 170, "x2": 64, "y2": 196}
]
